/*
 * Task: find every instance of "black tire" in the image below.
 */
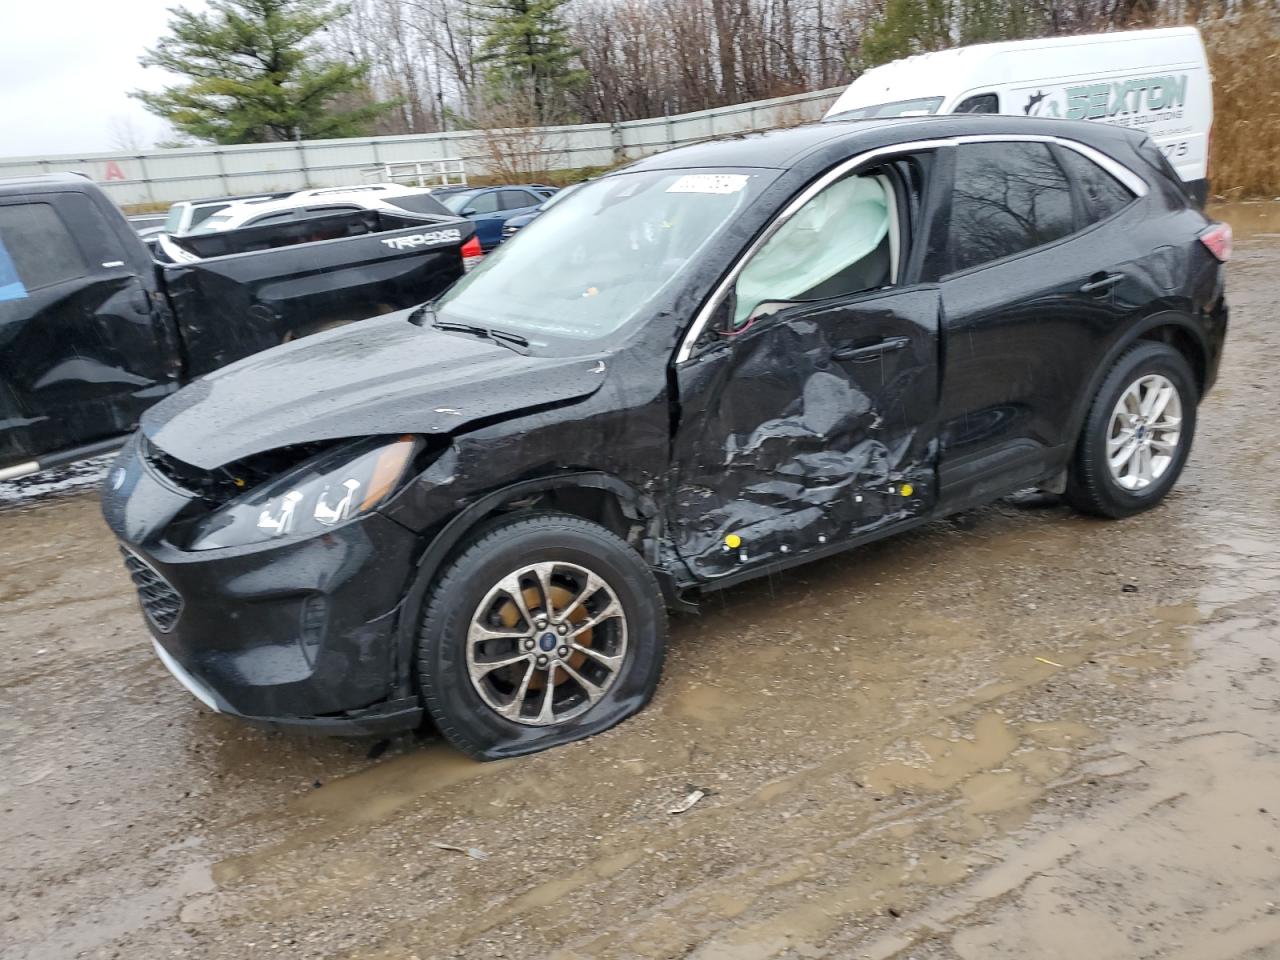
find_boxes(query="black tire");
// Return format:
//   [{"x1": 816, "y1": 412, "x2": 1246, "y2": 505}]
[
  {"x1": 1066, "y1": 341, "x2": 1198, "y2": 519},
  {"x1": 417, "y1": 511, "x2": 667, "y2": 760}
]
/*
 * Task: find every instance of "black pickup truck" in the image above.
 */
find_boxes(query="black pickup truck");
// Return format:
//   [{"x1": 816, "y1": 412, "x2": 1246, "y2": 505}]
[{"x1": 0, "y1": 174, "x2": 477, "y2": 479}]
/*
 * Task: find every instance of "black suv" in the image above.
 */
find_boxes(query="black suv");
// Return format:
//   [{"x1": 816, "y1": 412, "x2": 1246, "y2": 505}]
[{"x1": 102, "y1": 115, "x2": 1229, "y2": 759}]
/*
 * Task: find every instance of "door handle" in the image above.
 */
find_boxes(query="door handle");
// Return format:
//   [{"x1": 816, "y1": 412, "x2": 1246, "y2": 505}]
[
  {"x1": 1079, "y1": 272, "x2": 1124, "y2": 294},
  {"x1": 831, "y1": 336, "x2": 910, "y2": 362}
]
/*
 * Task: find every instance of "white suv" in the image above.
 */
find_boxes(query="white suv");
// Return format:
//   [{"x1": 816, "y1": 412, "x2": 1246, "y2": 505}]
[{"x1": 188, "y1": 185, "x2": 453, "y2": 234}]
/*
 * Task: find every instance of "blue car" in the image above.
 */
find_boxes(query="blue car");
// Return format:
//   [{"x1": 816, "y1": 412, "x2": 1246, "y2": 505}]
[
  {"x1": 500, "y1": 181, "x2": 590, "y2": 244},
  {"x1": 437, "y1": 185, "x2": 556, "y2": 251}
]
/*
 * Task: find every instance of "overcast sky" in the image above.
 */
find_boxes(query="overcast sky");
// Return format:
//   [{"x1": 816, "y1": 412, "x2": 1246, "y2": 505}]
[{"x1": 0, "y1": 0, "x2": 206, "y2": 158}]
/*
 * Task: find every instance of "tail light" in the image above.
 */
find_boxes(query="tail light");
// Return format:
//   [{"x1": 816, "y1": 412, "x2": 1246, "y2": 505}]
[
  {"x1": 460, "y1": 235, "x2": 482, "y2": 259},
  {"x1": 1199, "y1": 222, "x2": 1232, "y2": 262}
]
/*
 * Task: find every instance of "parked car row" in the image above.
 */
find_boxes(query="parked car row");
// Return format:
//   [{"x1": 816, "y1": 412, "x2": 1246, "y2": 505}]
[
  {"x1": 143, "y1": 182, "x2": 558, "y2": 244},
  {"x1": 434, "y1": 184, "x2": 558, "y2": 250}
]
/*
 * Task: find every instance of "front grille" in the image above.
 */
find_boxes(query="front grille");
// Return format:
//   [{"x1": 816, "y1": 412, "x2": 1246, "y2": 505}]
[{"x1": 120, "y1": 548, "x2": 183, "y2": 633}]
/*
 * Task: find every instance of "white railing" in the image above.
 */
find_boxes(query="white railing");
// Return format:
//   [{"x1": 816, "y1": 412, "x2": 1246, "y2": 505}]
[{"x1": 361, "y1": 158, "x2": 468, "y2": 187}]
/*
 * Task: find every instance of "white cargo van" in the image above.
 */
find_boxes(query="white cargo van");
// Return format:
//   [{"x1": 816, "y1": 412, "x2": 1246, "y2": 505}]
[{"x1": 824, "y1": 27, "x2": 1212, "y2": 200}]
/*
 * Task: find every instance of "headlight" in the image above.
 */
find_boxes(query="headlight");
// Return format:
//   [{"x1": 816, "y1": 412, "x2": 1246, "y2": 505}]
[{"x1": 188, "y1": 437, "x2": 419, "y2": 550}]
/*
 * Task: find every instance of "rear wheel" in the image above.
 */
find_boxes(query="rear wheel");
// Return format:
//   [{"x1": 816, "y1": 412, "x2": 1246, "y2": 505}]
[
  {"x1": 417, "y1": 512, "x2": 666, "y2": 759},
  {"x1": 1066, "y1": 342, "x2": 1197, "y2": 519}
]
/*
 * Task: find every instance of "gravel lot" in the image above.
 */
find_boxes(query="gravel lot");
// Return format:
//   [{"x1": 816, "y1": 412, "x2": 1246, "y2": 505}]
[{"x1": 2, "y1": 202, "x2": 1278, "y2": 960}]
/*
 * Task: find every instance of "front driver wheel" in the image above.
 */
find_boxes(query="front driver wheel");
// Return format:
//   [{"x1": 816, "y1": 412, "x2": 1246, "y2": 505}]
[
  {"x1": 417, "y1": 512, "x2": 667, "y2": 759},
  {"x1": 1066, "y1": 341, "x2": 1198, "y2": 519}
]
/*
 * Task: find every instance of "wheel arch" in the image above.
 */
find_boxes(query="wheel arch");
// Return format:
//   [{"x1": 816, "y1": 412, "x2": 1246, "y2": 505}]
[
  {"x1": 390, "y1": 472, "x2": 661, "y2": 699},
  {"x1": 1068, "y1": 310, "x2": 1208, "y2": 450}
]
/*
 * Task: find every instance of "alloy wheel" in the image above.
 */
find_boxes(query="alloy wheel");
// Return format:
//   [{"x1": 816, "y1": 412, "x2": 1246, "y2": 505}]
[
  {"x1": 465, "y1": 561, "x2": 628, "y2": 725},
  {"x1": 1106, "y1": 373, "x2": 1183, "y2": 491}
]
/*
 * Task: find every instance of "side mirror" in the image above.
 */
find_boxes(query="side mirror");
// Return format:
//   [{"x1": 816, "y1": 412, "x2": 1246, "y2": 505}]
[{"x1": 461, "y1": 207, "x2": 478, "y2": 217}]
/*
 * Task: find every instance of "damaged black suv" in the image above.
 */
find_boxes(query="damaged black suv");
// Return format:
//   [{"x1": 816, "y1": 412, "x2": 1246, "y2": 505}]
[{"x1": 103, "y1": 115, "x2": 1229, "y2": 759}]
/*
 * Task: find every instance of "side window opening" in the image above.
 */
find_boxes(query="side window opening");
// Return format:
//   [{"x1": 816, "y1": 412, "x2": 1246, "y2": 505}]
[
  {"x1": 468, "y1": 192, "x2": 501, "y2": 215},
  {"x1": 955, "y1": 93, "x2": 999, "y2": 114},
  {"x1": 0, "y1": 202, "x2": 88, "y2": 296},
  {"x1": 499, "y1": 190, "x2": 536, "y2": 210},
  {"x1": 947, "y1": 141, "x2": 1075, "y2": 274},
  {"x1": 730, "y1": 171, "x2": 899, "y2": 328}
]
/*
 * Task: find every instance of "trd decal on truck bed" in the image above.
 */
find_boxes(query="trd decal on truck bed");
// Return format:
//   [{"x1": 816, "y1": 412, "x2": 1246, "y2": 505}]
[{"x1": 382, "y1": 229, "x2": 463, "y2": 251}]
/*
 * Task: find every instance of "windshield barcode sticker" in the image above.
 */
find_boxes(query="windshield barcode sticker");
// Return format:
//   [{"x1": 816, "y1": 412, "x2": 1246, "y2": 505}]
[{"x1": 666, "y1": 174, "x2": 749, "y2": 195}]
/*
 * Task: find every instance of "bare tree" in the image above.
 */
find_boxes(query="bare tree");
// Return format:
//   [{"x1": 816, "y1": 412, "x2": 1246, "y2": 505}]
[{"x1": 107, "y1": 115, "x2": 149, "y2": 152}]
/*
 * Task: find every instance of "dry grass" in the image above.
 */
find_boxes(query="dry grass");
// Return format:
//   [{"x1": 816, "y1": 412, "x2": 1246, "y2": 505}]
[{"x1": 1203, "y1": 13, "x2": 1280, "y2": 199}]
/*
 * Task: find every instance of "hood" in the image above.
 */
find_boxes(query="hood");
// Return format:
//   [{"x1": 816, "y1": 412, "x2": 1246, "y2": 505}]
[{"x1": 143, "y1": 310, "x2": 608, "y2": 469}]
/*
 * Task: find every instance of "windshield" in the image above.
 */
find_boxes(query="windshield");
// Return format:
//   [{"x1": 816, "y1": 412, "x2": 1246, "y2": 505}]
[
  {"x1": 163, "y1": 205, "x2": 185, "y2": 233},
  {"x1": 432, "y1": 168, "x2": 774, "y2": 345},
  {"x1": 826, "y1": 96, "x2": 944, "y2": 121},
  {"x1": 440, "y1": 190, "x2": 480, "y2": 214}
]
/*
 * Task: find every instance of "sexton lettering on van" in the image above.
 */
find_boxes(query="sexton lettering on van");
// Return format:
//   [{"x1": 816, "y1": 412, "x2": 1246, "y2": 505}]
[{"x1": 823, "y1": 27, "x2": 1213, "y2": 203}]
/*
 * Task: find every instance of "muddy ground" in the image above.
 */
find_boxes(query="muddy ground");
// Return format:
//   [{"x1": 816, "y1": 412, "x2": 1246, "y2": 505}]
[{"x1": 2, "y1": 203, "x2": 1279, "y2": 960}]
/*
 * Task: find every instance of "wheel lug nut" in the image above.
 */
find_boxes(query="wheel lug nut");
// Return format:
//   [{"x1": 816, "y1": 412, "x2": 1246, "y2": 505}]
[
  {"x1": 557, "y1": 646, "x2": 569, "y2": 658},
  {"x1": 523, "y1": 639, "x2": 535, "y2": 651},
  {"x1": 556, "y1": 624, "x2": 568, "y2": 635},
  {"x1": 536, "y1": 654, "x2": 548, "y2": 666}
]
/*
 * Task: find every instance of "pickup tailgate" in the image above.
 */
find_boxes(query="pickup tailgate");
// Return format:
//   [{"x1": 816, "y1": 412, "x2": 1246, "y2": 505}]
[{"x1": 161, "y1": 211, "x2": 476, "y2": 378}]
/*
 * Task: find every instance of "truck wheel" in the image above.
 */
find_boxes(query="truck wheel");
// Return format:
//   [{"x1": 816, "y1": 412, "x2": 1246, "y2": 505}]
[
  {"x1": 417, "y1": 512, "x2": 667, "y2": 760},
  {"x1": 1066, "y1": 342, "x2": 1197, "y2": 519}
]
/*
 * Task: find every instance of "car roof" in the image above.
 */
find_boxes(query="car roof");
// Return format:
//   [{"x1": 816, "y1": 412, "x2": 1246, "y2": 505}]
[
  {"x1": 440, "y1": 184, "x2": 543, "y2": 193},
  {"x1": 205, "y1": 186, "x2": 434, "y2": 224},
  {"x1": 0, "y1": 171, "x2": 96, "y2": 197},
  {"x1": 621, "y1": 114, "x2": 1146, "y2": 172}
]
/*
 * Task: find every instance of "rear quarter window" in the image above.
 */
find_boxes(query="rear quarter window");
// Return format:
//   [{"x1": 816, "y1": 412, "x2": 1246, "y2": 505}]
[
  {"x1": 1054, "y1": 146, "x2": 1135, "y2": 224},
  {"x1": 948, "y1": 141, "x2": 1075, "y2": 273}
]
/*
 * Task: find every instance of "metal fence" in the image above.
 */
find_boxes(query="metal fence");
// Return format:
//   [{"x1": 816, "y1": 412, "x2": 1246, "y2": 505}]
[{"x1": 0, "y1": 87, "x2": 845, "y2": 207}]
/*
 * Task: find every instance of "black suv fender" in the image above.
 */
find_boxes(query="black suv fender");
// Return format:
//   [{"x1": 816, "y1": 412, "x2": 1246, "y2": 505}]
[
  {"x1": 387, "y1": 471, "x2": 672, "y2": 700},
  {"x1": 1066, "y1": 309, "x2": 1215, "y2": 452}
]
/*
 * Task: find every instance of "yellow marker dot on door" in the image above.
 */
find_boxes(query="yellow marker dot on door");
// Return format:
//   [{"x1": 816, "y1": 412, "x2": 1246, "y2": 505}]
[
  {"x1": 725, "y1": 534, "x2": 742, "y2": 549},
  {"x1": 901, "y1": 483, "x2": 914, "y2": 497}
]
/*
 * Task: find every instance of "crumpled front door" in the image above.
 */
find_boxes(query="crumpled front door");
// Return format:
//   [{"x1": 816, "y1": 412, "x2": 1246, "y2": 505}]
[{"x1": 669, "y1": 286, "x2": 941, "y2": 582}]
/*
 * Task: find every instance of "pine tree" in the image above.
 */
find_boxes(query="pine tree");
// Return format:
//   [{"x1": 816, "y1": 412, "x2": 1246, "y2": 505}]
[
  {"x1": 132, "y1": 0, "x2": 393, "y2": 144},
  {"x1": 470, "y1": 0, "x2": 587, "y2": 122},
  {"x1": 860, "y1": 0, "x2": 951, "y2": 68}
]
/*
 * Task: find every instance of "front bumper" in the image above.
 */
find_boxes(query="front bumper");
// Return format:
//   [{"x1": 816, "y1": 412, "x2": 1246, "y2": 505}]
[
  {"x1": 103, "y1": 435, "x2": 425, "y2": 735},
  {"x1": 150, "y1": 638, "x2": 423, "y2": 735}
]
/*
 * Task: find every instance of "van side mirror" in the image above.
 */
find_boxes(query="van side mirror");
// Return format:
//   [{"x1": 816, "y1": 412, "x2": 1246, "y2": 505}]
[{"x1": 461, "y1": 207, "x2": 478, "y2": 217}]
